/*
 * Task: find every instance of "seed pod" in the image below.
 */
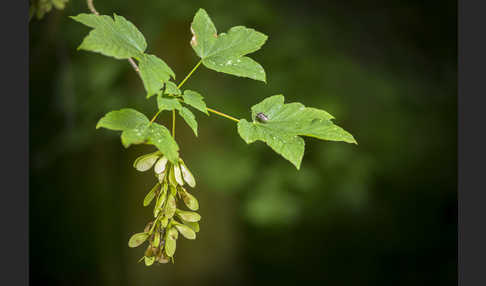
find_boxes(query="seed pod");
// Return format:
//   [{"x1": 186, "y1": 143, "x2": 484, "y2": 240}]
[
  {"x1": 168, "y1": 165, "x2": 178, "y2": 187},
  {"x1": 182, "y1": 220, "x2": 200, "y2": 233},
  {"x1": 165, "y1": 228, "x2": 178, "y2": 257},
  {"x1": 179, "y1": 160, "x2": 196, "y2": 187},
  {"x1": 164, "y1": 194, "x2": 176, "y2": 219},
  {"x1": 143, "y1": 183, "x2": 159, "y2": 207},
  {"x1": 158, "y1": 254, "x2": 169, "y2": 264},
  {"x1": 157, "y1": 171, "x2": 166, "y2": 183},
  {"x1": 176, "y1": 209, "x2": 201, "y2": 222},
  {"x1": 152, "y1": 231, "x2": 161, "y2": 248},
  {"x1": 154, "y1": 156, "x2": 168, "y2": 174},
  {"x1": 128, "y1": 232, "x2": 149, "y2": 248},
  {"x1": 179, "y1": 187, "x2": 199, "y2": 211},
  {"x1": 144, "y1": 245, "x2": 154, "y2": 257},
  {"x1": 161, "y1": 216, "x2": 169, "y2": 228},
  {"x1": 174, "y1": 223, "x2": 196, "y2": 240},
  {"x1": 144, "y1": 255, "x2": 155, "y2": 266},
  {"x1": 133, "y1": 152, "x2": 160, "y2": 172},
  {"x1": 169, "y1": 185, "x2": 177, "y2": 197},
  {"x1": 173, "y1": 163, "x2": 184, "y2": 186},
  {"x1": 156, "y1": 247, "x2": 169, "y2": 264},
  {"x1": 153, "y1": 184, "x2": 167, "y2": 218},
  {"x1": 144, "y1": 222, "x2": 153, "y2": 233},
  {"x1": 168, "y1": 226, "x2": 179, "y2": 240}
]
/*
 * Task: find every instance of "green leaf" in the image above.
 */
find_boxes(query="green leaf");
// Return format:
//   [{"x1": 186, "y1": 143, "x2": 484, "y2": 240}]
[
  {"x1": 237, "y1": 95, "x2": 357, "y2": 169},
  {"x1": 164, "y1": 81, "x2": 181, "y2": 96},
  {"x1": 157, "y1": 96, "x2": 182, "y2": 111},
  {"x1": 96, "y1": 109, "x2": 179, "y2": 163},
  {"x1": 145, "y1": 123, "x2": 180, "y2": 164},
  {"x1": 71, "y1": 13, "x2": 147, "y2": 60},
  {"x1": 203, "y1": 56, "x2": 266, "y2": 82},
  {"x1": 128, "y1": 232, "x2": 149, "y2": 248},
  {"x1": 138, "y1": 54, "x2": 175, "y2": 98},
  {"x1": 182, "y1": 90, "x2": 208, "y2": 115},
  {"x1": 190, "y1": 9, "x2": 267, "y2": 82},
  {"x1": 96, "y1": 108, "x2": 149, "y2": 131},
  {"x1": 119, "y1": 123, "x2": 151, "y2": 147},
  {"x1": 178, "y1": 107, "x2": 198, "y2": 136},
  {"x1": 190, "y1": 9, "x2": 217, "y2": 59}
]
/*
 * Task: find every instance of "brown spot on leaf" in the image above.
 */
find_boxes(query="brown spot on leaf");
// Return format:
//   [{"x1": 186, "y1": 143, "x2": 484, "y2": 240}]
[{"x1": 190, "y1": 27, "x2": 197, "y2": 46}]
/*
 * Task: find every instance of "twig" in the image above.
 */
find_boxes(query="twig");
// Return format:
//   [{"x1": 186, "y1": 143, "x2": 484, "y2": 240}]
[
  {"x1": 86, "y1": 0, "x2": 240, "y2": 126},
  {"x1": 87, "y1": 0, "x2": 99, "y2": 15},
  {"x1": 86, "y1": 0, "x2": 141, "y2": 77}
]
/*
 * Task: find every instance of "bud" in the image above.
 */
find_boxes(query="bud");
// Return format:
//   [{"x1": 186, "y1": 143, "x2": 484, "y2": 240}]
[{"x1": 133, "y1": 152, "x2": 160, "y2": 172}]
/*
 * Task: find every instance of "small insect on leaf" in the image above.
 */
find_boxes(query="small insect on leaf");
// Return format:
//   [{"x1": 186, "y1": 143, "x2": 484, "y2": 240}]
[{"x1": 256, "y1": 112, "x2": 269, "y2": 123}]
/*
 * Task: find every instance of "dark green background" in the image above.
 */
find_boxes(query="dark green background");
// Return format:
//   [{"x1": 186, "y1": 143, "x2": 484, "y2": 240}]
[{"x1": 30, "y1": 0, "x2": 457, "y2": 285}]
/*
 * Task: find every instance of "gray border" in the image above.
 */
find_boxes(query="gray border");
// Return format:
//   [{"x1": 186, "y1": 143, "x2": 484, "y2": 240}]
[
  {"x1": 0, "y1": 0, "x2": 29, "y2": 285},
  {"x1": 458, "y1": 1, "x2": 486, "y2": 285}
]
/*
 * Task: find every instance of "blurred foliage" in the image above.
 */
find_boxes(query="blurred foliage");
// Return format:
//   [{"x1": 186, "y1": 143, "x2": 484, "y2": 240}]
[
  {"x1": 30, "y1": 0, "x2": 456, "y2": 285},
  {"x1": 30, "y1": 0, "x2": 69, "y2": 21}
]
